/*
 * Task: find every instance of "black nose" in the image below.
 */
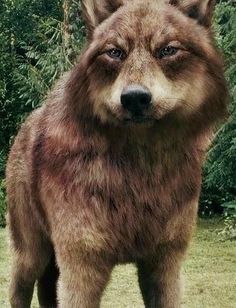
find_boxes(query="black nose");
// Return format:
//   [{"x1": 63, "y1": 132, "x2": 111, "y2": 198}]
[{"x1": 121, "y1": 85, "x2": 152, "y2": 115}]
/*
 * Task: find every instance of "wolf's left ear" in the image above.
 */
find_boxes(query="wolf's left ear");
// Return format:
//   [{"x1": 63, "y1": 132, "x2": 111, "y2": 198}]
[
  {"x1": 171, "y1": 0, "x2": 215, "y2": 27},
  {"x1": 81, "y1": 0, "x2": 125, "y2": 38}
]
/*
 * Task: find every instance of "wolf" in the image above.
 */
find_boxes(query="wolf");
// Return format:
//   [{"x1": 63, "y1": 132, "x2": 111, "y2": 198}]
[{"x1": 6, "y1": 0, "x2": 228, "y2": 307}]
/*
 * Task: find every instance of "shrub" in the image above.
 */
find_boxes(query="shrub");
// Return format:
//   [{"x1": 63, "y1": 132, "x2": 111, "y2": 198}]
[{"x1": 218, "y1": 201, "x2": 236, "y2": 240}]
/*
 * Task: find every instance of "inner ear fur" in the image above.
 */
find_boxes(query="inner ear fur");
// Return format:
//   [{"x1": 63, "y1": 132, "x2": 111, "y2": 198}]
[
  {"x1": 171, "y1": 0, "x2": 215, "y2": 27},
  {"x1": 81, "y1": 0, "x2": 125, "y2": 38}
]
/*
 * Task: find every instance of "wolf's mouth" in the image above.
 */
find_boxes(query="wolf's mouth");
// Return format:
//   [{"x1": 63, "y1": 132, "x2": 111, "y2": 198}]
[
  {"x1": 123, "y1": 116, "x2": 154, "y2": 124},
  {"x1": 103, "y1": 106, "x2": 155, "y2": 125}
]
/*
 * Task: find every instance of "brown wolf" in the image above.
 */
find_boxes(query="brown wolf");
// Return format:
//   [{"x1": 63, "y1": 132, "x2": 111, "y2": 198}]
[{"x1": 6, "y1": 0, "x2": 228, "y2": 307}]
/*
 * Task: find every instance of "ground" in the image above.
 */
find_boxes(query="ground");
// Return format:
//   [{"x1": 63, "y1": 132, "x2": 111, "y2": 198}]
[{"x1": 0, "y1": 219, "x2": 236, "y2": 307}]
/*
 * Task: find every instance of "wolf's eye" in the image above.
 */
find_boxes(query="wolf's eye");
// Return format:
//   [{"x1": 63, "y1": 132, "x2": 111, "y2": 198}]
[
  {"x1": 106, "y1": 48, "x2": 125, "y2": 60},
  {"x1": 158, "y1": 46, "x2": 179, "y2": 59}
]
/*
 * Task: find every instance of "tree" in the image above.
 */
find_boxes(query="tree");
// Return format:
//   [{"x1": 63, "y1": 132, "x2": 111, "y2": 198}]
[{"x1": 0, "y1": 0, "x2": 84, "y2": 177}]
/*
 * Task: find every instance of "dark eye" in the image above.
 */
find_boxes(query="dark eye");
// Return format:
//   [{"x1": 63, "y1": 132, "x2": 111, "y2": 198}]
[
  {"x1": 106, "y1": 48, "x2": 125, "y2": 60},
  {"x1": 158, "y1": 46, "x2": 179, "y2": 59}
]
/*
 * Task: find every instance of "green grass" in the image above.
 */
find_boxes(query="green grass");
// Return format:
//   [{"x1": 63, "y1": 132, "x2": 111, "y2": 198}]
[{"x1": 1, "y1": 219, "x2": 236, "y2": 307}]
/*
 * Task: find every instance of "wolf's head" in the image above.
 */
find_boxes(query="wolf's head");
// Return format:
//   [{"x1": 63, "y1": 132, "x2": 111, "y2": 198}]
[{"x1": 68, "y1": 0, "x2": 227, "y2": 129}]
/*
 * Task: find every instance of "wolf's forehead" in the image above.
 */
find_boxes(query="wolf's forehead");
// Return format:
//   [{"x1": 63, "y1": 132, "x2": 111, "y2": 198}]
[{"x1": 97, "y1": 4, "x2": 185, "y2": 46}]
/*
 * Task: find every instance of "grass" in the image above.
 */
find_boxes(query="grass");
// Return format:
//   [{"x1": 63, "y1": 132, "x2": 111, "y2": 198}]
[{"x1": 0, "y1": 219, "x2": 236, "y2": 307}]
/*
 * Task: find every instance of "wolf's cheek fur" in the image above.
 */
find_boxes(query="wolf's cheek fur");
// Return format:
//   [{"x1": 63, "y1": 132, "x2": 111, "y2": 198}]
[{"x1": 142, "y1": 63, "x2": 208, "y2": 119}]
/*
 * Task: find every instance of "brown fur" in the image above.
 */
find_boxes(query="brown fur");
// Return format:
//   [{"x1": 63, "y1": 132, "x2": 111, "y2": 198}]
[{"x1": 6, "y1": 0, "x2": 228, "y2": 307}]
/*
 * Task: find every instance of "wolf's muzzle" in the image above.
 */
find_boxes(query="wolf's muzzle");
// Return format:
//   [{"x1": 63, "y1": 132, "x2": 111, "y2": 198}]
[{"x1": 121, "y1": 85, "x2": 152, "y2": 116}]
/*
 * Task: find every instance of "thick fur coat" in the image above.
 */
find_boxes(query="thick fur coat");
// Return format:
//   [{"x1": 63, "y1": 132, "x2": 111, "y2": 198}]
[{"x1": 6, "y1": 0, "x2": 228, "y2": 307}]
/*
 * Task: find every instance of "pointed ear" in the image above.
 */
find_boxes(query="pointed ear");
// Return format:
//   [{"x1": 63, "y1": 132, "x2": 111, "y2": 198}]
[
  {"x1": 81, "y1": 0, "x2": 125, "y2": 38},
  {"x1": 172, "y1": 0, "x2": 216, "y2": 27}
]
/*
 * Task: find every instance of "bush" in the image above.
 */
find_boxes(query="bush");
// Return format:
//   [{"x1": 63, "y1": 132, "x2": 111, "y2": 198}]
[{"x1": 218, "y1": 201, "x2": 236, "y2": 240}]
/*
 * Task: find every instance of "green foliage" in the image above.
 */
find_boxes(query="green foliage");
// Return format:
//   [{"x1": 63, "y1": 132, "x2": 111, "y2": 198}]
[
  {"x1": 14, "y1": 0, "x2": 85, "y2": 109},
  {"x1": 200, "y1": 1, "x2": 236, "y2": 218}
]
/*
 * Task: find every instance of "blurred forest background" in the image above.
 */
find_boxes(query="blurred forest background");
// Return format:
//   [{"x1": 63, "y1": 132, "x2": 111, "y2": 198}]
[{"x1": 0, "y1": 0, "x2": 235, "y2": 238}]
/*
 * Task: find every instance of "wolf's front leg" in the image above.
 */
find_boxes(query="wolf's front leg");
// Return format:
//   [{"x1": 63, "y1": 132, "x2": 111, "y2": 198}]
[
  {"x1": 137, "y1": 241, "x2": 187, "y2": 308},
  {"x1": 56, "y1": 249, "x2": 113, "y2": 308}
]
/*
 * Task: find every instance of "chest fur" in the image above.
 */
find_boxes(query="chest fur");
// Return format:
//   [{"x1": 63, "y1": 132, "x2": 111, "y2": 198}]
[{"x1": 38, "y1": 140, "x2": 201, "y2": 261}]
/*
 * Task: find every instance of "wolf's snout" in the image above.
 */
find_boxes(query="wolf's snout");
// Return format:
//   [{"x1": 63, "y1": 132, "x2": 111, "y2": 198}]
[{"x1": 121, "y1": 85, "x2": 152, "y2": 115}]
